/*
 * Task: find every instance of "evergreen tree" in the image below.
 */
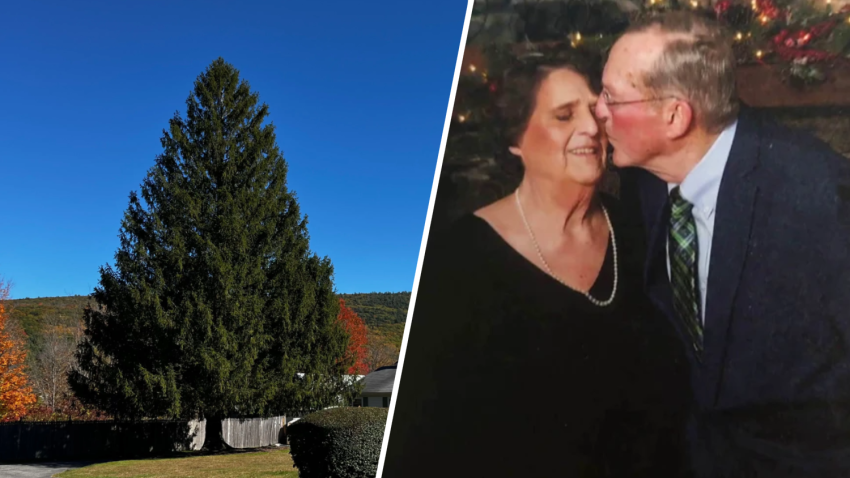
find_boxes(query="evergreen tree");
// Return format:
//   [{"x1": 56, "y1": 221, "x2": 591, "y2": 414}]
[{"x1": 70, "y1": 58, "x2": 356, "y2": 428}]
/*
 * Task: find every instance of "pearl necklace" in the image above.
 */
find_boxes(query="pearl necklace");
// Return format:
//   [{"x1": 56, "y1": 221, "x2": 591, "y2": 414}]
[{"x1": 514, "y1": 188, "x2": 618, "y2": 307}]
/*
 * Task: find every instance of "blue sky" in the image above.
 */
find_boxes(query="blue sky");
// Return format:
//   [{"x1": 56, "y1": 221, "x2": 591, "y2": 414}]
[{"x1": 0, "y1": 0, "x2": 468, "y2": 300}]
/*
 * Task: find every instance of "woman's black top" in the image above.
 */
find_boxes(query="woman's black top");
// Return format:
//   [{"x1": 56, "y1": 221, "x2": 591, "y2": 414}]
[{"x1": 381, "y1": 194, "x2": 692, "y2": 477}]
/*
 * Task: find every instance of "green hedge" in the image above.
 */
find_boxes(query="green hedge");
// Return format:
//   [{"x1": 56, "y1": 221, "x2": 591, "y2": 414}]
[{"x1": 288, "y1": 407, "x2": 388, "y2": 478}]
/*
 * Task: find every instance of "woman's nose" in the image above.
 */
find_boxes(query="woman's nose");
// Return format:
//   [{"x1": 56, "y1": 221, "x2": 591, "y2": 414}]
[{"x1": 578, "y1": 108, "x2": 599, "y2": 137}]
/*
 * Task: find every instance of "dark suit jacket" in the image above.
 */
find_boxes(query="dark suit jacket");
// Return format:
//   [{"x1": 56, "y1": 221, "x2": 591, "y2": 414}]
[{"x1": 619, "y1": 107, "x2": 850, "y2": 478}]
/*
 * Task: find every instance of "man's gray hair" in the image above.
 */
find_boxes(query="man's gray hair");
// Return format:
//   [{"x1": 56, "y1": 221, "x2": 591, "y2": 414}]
[{"x1": 625, "y1": 11, "x2": 740, "y2": 133}]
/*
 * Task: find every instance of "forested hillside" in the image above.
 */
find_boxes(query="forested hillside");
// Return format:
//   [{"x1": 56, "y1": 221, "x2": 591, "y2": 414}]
[
  {"x1": 338, "y1": 292, "x2": 410, "y2": 327},
  {"x1": 8, "y1": 292, "x2": 410, "y2": 348},
  {"x1": 6, "y1": 295, "x2": 92, "y2": 341}
]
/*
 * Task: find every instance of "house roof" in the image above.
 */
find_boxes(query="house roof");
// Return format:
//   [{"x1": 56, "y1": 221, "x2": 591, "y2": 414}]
[{"x1": 361, "y1": 365, "x2": 397, "y2": 394}]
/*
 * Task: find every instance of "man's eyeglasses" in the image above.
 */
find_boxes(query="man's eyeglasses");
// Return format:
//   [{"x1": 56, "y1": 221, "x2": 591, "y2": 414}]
[{"x1": 600, "y1": 90, "x2": 677, "y2": 108}]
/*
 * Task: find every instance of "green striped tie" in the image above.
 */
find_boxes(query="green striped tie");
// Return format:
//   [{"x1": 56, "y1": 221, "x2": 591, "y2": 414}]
[{"x1": 669, "y1": 187, "x2": 703, "y2": 357}]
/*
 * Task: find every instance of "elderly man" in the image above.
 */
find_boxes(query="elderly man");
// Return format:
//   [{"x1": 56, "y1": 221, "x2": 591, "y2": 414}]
[{"x1": 597, "y1": 10, "x2": 850, "y2": 478}]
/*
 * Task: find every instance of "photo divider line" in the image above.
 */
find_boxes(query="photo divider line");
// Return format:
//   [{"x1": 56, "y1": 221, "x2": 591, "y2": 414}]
[{"x1": 375, "y1": 1, "x2": 476, "y2": 475}]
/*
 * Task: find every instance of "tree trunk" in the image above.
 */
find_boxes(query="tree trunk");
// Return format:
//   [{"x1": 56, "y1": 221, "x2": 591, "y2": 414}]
[{"x1": 202, "y1": 415, "x2": 232, "y2": 451}]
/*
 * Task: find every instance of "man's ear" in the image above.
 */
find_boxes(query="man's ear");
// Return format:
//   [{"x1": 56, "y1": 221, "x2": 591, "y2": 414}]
[{"x1": 666, "y1": 100, "x2": 693, "y2": 140}]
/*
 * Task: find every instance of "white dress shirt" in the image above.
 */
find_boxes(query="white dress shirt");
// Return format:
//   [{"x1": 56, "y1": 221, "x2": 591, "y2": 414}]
[{"x1": 666, "y1": 120, "x2": 738, "y2": 324}]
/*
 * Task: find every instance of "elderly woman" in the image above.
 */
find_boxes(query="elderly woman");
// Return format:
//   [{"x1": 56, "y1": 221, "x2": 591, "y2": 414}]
[{"x1": 381, "y1": 57, "x2": 692, "y2": 477}]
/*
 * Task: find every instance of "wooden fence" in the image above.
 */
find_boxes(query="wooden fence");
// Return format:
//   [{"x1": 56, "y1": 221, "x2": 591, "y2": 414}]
[{"x1": 222, "y1": 416, "x2": 283, "y2": 448}]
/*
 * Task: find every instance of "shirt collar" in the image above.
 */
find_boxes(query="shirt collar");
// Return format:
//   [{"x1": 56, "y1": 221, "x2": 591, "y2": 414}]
[{"x1": 667, "y1": 119, "x2": 738, "y2": 216}]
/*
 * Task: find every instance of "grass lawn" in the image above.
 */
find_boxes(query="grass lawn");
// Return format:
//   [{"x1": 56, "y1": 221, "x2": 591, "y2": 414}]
[{"x1": 54, "y1": 448, "x2": 297, "y2": 478}]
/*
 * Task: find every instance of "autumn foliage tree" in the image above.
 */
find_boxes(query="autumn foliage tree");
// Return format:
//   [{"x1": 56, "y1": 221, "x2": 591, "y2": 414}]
[
  {"x1": 0, "y1": 279, "x2": 36, "y2": 421},
  {"x1": 365, "y1": 329, "x2": 400, "y2": 373},
  {"x1": 338, "y1": 299, "x2": 369, "y2": 375},
  {"x1": 30, "y1": 314, "x2": 83, "y2": 413}
]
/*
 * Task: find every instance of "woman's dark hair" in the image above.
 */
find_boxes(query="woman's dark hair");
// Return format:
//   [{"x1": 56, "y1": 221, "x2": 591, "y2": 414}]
[{"x1": 496, "y1": 50, "x2": 601, "y2": 149}]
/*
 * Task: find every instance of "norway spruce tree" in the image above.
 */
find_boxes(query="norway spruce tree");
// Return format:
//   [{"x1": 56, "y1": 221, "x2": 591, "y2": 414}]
[{"x1": 70, "y1": 58, "x2": 355, "y2": 430}]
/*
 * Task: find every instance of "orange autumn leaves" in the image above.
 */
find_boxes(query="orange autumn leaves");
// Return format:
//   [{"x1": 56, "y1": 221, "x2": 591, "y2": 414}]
[
  {"x1": 0, "y1": 280, "x2": 37, "y2": 421},
  {"x1": 338, "y1": 299, "x2": 369, "y2": 375}
]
